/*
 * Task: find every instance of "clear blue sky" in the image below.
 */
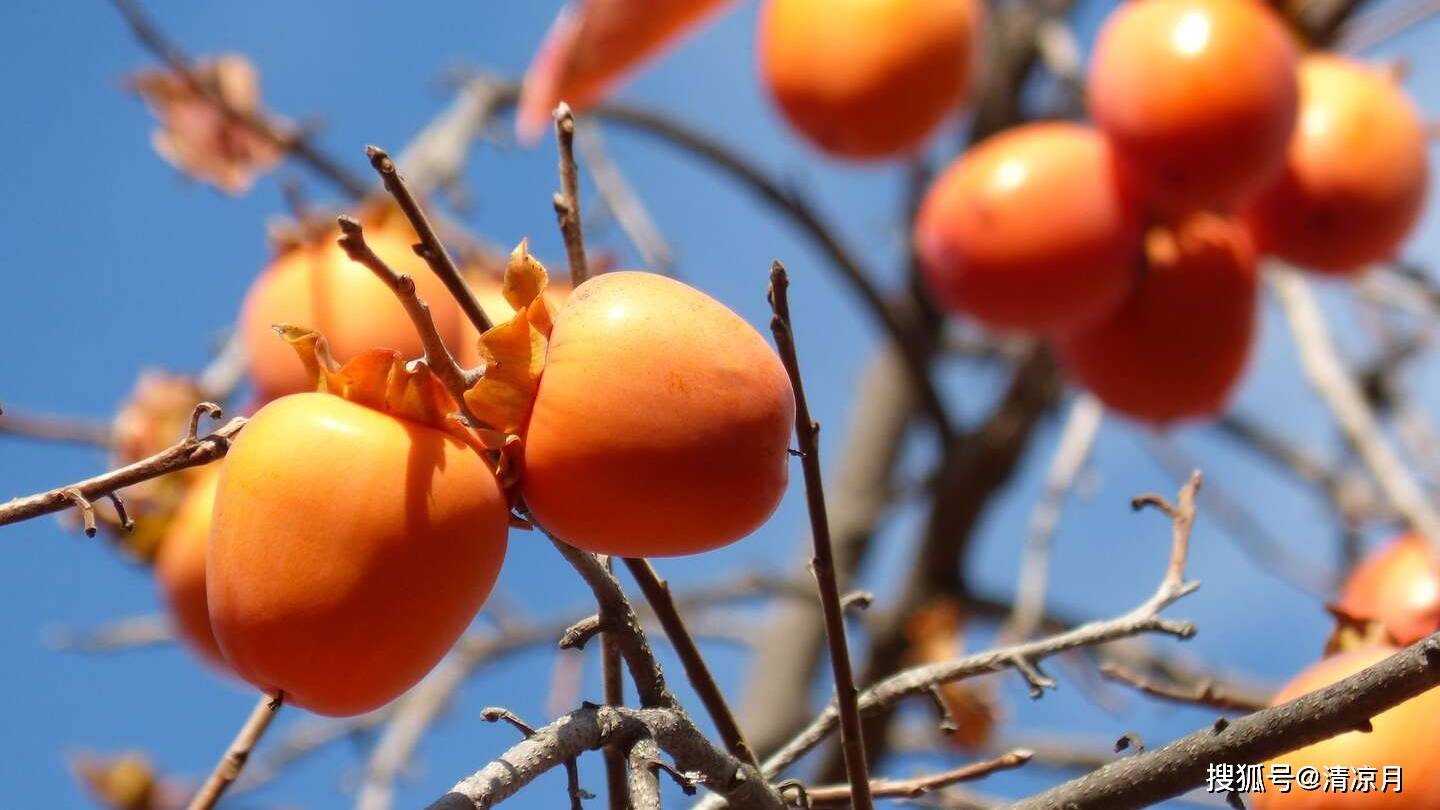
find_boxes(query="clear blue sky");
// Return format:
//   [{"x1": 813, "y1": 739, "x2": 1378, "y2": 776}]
[{"x1": 1, "y1": 1, "x2": 1438, "y2": 807}]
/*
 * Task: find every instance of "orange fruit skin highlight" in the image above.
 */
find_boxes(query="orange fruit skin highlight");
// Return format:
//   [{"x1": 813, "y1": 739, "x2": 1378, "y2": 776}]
[
  {"x1": 239, "y1": 220, "x2": 463, "y2": 401},
  {"x1": 208, "y1": 393, "x2": 508, "y2": 716},
  {"x1": 1244, "y1": 55, "x2": 1429, "y2": 275},
  {"x1": 758, "y1": 0, "x2": 981, "y2": 160},
  {"x1": 155, "y1": 464, "x2": 225, "y2": 670},
  {"x1": 1253, "y1": 645, "x2": 1440, "y2": 808},
  {"x1": 915, "y1": 122, "x2": 1142, "y2": 334},
  {"x1": 1088, "y1": 0, "x2": 1299, "y2": 212},
  {"x1": 1056, "y1": 214, "x2": 1258, "y2": 424},
  {"x1": 522, "y1": 272, "x2": 794, "y2": 557},
  {"x1": 1337, "y1": 534, "x2": 1440, "y2": 647}
]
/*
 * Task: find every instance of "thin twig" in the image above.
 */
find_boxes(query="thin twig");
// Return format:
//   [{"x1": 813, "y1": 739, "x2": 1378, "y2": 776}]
[
  {"x1": 768, "y1": 260, "x2": 873, "y2": 810},
  {"x1": 1004, "y1": 394, "x2": 1104, "y2": 641},
  {"x1": 1270, "y1": 266, "x2": 1440, "y2": 551},
  {"x1": 0, "y1": 407, "x2": 112, "y2": 447},
  {"x1": 623, "y1": 557, "x2": 758, "y2": 767},
  {"x1": 107, "y1": 0, "x2": 369, "y2": 198},
  {"x1": 552, "y1": 103, "x2": 590, "y2": 287},
  {"x1": 334, "y1": 215, "x2": 484, "y2": 428},
  {"x1": 186, "y1": 692, "x2": 284, "y2": 810},
  {"x1": 365, "y1": 145, "x2": 494, "y2": 334},
  {"x1": 0, "y1": 416, "x2": 244, "y2": 531},
  {"x1": 602, "y1": 557, "x2": 629, "y2": 810},
  {"x1": 805, "y1": 749, "x2": 1034, "y2": 807},
  {"x1": 44, "y1": 614, "x2": 173, "y2": 653},
  {"x1": 1099, "y1": 662, "x2": 1270, "y2": 713}
]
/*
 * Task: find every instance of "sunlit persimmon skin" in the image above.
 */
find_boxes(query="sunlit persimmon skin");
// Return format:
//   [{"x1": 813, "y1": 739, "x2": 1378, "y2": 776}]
[
  {"x1": 154, "y1": 464, "x2": 225, "y2": 669},
  {"x1": 1088, "y1": 0, "x2": 1299, "y2": 212},
  {"x1": 522, "y1": 272, "x2": 794, "y2": 557},
  {"x1": 1336, "y1": 534, "x2": 1440, "y2": 647},
  {"x1": 239, "y1": 219, "x2": 462, "y2": 401},
  {"x1": 915, "y1": 122, "x2": 1142, "y2": 334},
  {"x1": 1056, "y1": 214, "x2": 1257, "y2": 424},
  {"x1": 1253, "y1": 645, "x2": 1440, "y2": 808},
  {"x1": 1243, "y1": 56, "x2": 1429, "y2": 274},
  {"x1": 759, "y1": 0, "x2": 981, "y2": 160},
  {"x1": 517, "y1": 0, "x2": 737, "y2": 142},
  {"x1": 208, "y1": 393, "x2": 508, "y2": 716}
]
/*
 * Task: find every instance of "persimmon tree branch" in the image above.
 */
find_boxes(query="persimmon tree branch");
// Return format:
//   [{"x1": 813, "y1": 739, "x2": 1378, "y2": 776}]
[
  {"x1": 801, "y1": 748, "x2": 1033, "y2": 807},
  {"x1": 732, "y1": 472, "x2": 1205, "y2": 791},
  {"x1": 1009, "y1": 632, "x2": 1440, "y2": 809},
  {"x1": 1099, "y1": 662, "x2": 1271, "y2": 713},
  {"x1": 0, "y1": 411, "x2": 243, "y2": 532},
  {"x1": 108, "y1": 0, "x2": 369, "y2": 198},
  {"x1": 0, "y1": 406, "x2": 112, "y2": 448},
  {"x1": 365, "y1": 145, "x2": 495, "y2": 335},
  {"x1": 1270, "y1": 266, "x2": 1440, "y2": 550},
  {"x1": 575, "y1": 121, "x2": 675, "y2": 273},
  {"x1": 186, "y1": 692, "x2": 284, "y2": 810},
  {"x1": 552, "y1": 104, "x2": 590, "y2": 287},
  {"x1": 768, "y1": 260, "x2": 875, "y2": 809}
]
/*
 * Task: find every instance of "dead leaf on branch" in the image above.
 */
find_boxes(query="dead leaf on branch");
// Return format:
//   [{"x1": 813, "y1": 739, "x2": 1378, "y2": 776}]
[
  {"x1": 463, "y1": 240, "x2": 558, "y2": 437},
  {"x1": 127, "y1": 54, "x2": 283, "y2": 194},
  {"x1": 905, "y1": 598, "x2": 1001, "y2": 752}
]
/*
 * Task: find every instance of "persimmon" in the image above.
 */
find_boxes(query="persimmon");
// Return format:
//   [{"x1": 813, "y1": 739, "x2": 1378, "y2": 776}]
[
  {"x1": 758, "y1": 0, "x2": 981, "y2": 159},
  {"x1": 239, "y1": 211, "x2": 463, "y2": 401},
  {"x1": 1335, "y1": 533, "x2": 1440, "y2": 647},
  {"x1": 521, "y1": 271, "x2": 794, "y2": 557},
  {"x1": 208, "y1": 340, "x2": 509, "y2": 716},
  {"x1": 517, "y1": 0, "x2": 736, "y2": 142},
  {"x1": 914, "y1": 122, "x2": 1142, "y2": 334},
  {"x1": 1253, "y1": 645, "x2": 1440, "y2": 808},
  {"x1": 154, "y1": 464, "x2": 225, "y2": 669},
  {"x1": 1055, "y1": 213, "x2": 1257, "y2": 423},
  {"x1": 1243, "y1": 55, "x2": 1429, "y2": 274},
  {"x1": 1087, "y1": 0, "x2": 1299, "y2": 212}
]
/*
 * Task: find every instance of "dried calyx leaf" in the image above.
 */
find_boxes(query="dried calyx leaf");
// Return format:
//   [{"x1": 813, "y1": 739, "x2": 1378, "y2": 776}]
[
  {"x1": 276, "y1": 326, "x2": 477, "y2": 446},
  {"x1": 127, "y1": 53, "x2": 283, "y2": 194},
  {"x1": 70, "y1": 751, "x2": 157, "y2": 810},
  {"x1": 1323, "y1": 603, "x2": 1399, "y2": 655},
  {"x1": 463, "y1": 240, "x2": 558, "y2": 437}
]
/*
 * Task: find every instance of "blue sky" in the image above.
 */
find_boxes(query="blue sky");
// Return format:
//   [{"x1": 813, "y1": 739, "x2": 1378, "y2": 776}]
[{"x1": 1, "y1": 1, "x2": 1438, "y2": 808}]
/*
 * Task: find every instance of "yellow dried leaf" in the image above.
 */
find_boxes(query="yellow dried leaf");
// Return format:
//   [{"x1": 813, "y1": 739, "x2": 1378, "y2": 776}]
[
  {"x1": 70, "y1": 751, "x2": 157, "y2": 810},
  {"x1": 128, "y1": 54, "x2": 283, "y2": 194},
  {"x1": 503, "y1": 239, "x2": 557, "y2": 337},
  {"x1": 462, "y1": 241, "x2": 556, "y2": 436}
]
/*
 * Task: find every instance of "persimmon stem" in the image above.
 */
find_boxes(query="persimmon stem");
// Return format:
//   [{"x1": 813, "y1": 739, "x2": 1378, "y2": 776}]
[
  {"x1": 364, "y1": 145, "x2": 495, "y2": 335},
  {"x1": 186, "y1": 691, "x2": 284, "y2": 810},
  {"x1": 552, "y1": 103, "x2": 590, "y2": 287},
  {"x1": 334, "y1": 215, "x2": 487, "y2": 431},
  {"x1": 767, "y1": 260, "x2": 875, "y2": 810}
]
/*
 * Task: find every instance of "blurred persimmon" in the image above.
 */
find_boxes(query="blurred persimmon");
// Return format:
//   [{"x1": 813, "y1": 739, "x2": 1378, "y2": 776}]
[
  {"x1": 208, "y1": 338, "x2": 508, "y2": 716},
  {"x1": 154, "y1": 464, "x2": 225, "y2": 670},
  {"x1": 758, "y1": 0, "x2": 981, "y2": 159},
  {"x1": 1253, "y1": 645, "x2": 1440, "y2": 808},
  {"x1": 1088, "y1": 0, "x2": 1299, "y2": 212},
  {"x1": 1335, "y1": 533, "x2": 1440, "y2": 647},
  {"x1": 915, "y1": 121, "x2": 1142, "y2": 334},
  {"x1": 1243, "y1": 55, "x2": 1429, "y2": 274},
  {"x1": 521, "y1": 272, "x2": 794, "y2": 557},
  {"x1": 238, "y1": 209, "x2": 463, "y2": 401},
  {"x1": 1055, "y1": 214, "x2": 1258, "y2": 423}
]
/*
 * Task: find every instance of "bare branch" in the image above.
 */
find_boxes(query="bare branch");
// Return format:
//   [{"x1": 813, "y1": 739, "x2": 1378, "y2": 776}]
[
  {"x1": 0, "y1": 416, "x2": 245, "y2": 531},
  {"x1": 602, "y1": 557, "x2": 629, "y2": 810},
  {"x1": 805, "y1": 748, "x2": 1034, "y2": 807},
  {"x1": 365, "y1": 144, "x2": 494, "y2": 335},
  {"x1": 45, "y1": 614, "x2": 173, "y2": 653},
  {"x1": 552, "y1": 103, "x2": 590, "y2": 287},
  {"x1": 1099, "y1": 662, "x2": 1271, "y2": 713},
  {"x1": 769, "y1": 261, "x2": 874, "y2": 809},
  {"x1": 0, "y1": 407, "x2": 112, "y2": 447},
  {"x1": 186, "y1": 692, "x2": 283, "y2": 810},
  {"x1": 1010, "y1": 634, "x2": 1440, "y2": 808},
  {"x1": 1270, "y1": 266, "x2": 1440, "y2": 550},
  {"x1": 576, "y1": 121, "x2": 674, "y2": 273}
]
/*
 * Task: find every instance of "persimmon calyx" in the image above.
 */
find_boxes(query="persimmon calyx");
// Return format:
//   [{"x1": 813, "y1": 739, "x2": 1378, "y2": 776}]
[
  {"x1": 462, "y1": 240, "x2": 557, "y2": 438},
  {"x1": 274, "y1": 325, "x2": 473, "y2": 444}
]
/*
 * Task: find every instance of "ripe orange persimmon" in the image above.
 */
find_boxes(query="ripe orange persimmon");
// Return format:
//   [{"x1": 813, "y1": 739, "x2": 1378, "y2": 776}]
[
  {"x1": 1088, "y1": 0, "x2": 1299, "y2": 212},
  {"x1": 758, "y1": 0, "x2": 981, "y2": 159},
  {"x1": 1244, "y1": 55, "x2": 1429, "y2": 274},
  {"x1": 1056, "y1": 214, "x2": 1257, "y2": 423},
  {"x1": 1336, "y1": 533, "x2": 1440, "y2": 647},
  {"x1": 239, "y1": 213, "x2": 463, "y2": 401},
  {"x1": 915, "y1": 122, "x2": 1142, "y2": 334},
  {"x1": 208, "y1": 388, "x2": 508, "y2": 716},
  {"x1": 1253, "y1": 645, "x2": 1440, "y2": 808},
  {"x1": 522, "y1": 272, "x2": 794, "y2": 557},
  {"x1": 154, "y1": 464, "x2": 225, "y2": 669}
]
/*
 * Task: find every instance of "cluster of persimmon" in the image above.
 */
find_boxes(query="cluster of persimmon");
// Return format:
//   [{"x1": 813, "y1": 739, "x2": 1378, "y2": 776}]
[
  {"x1": 137, "y1": 208, "x2": 795, "y2": 716},
  {"x1": 1250, "y1": 533, "x2": 1440, "y2": 807},
  {"x1": 913, "y1": 0, "x2": 1429, "y2": 423}
]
